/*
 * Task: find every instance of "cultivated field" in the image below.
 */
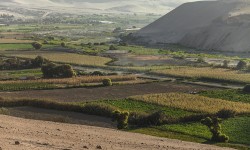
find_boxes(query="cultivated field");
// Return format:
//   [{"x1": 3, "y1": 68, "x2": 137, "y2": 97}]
[
  {"x1": 0, "y1": 75, "x2": 139, "y2": 91},
  {"x1": 5, "y1": 50, "x2": 112, "y2": 66},
  {"x1": 130, "y1": 93, "x2": 250, "y2": 114},
  {"x1": 0, "y1": 39, "x2": 32, "y2": 44},
  {"x1": 153, "y1": 67, "x2": 250, "y2": 84},
  {"x1": 0, "y1": 82, "x2": 217, "y2": 102}
]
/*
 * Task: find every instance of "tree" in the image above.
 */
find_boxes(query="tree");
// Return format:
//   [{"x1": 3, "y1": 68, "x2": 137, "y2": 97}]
[
  {"x1": 41, "y1": 63, "x2": 75, "y2": 78},
  {"x1": 222, "y1": 60, "x2": 230, "y2": 68},
  {"x1": 236, "y1": 60, "x2": 247, "y2": 70},
  {"x1": 55, "y1": 64, "x2": 76, "y2": 78},
  {"x1": 243, "y1": 84, "x2": 250, "y2": 93},
  {"x1": 112, "y1": 110, "x2": 129, "y2": 129},
  {"x1": 61, "y1": 42, "x2": 66, "y2": 47},
  {"x1": 41, "y1": 63, "x2": 56, "y2": 78},
  {"x1": 109, "y1": 45, "x2": 117, "y2": 50},
  {"x1": 32, "y1": 42, "x2": 43, "y2": 50},
  {"x1": 201, "y1": 117, "x2": 229, "y2": 143},
  {"x1": 32, "y1": 56, "x2": 45, "y2": 67},
  {"x1": 197, "y1": 57, "x2": 205, "y2": 63}
]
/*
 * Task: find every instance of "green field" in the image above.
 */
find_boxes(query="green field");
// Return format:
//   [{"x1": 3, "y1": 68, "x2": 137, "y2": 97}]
[
  {"x1": 97, "y1": 99, "x2": 196, "y2": 118},
  {"x1": 132, "y1": 117, "x2": 250, "y2": 145},
  {"x1": 5, "y1": 51, "x2": 112, "y2": 66},
  {"x1": 0, "y1": 43, "x2": 33, "y2": 50},
  {"x1": 0, "y1": 43, "x2": 55, "y2": 51},
  {"x1": 200, "y1": 89, "x2": 250, "y2": 103},
  {"x1": 0, "y1": 69, "x2": 42, "y2": 79}
]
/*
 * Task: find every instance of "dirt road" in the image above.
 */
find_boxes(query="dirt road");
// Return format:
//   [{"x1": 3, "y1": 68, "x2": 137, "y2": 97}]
[{"x1": 0, "y1": 115, "x2": 232, "y2": 150}]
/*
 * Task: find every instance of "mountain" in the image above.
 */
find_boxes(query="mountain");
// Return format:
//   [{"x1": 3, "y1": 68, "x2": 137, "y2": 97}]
[
  {"x1": 134, "y1": 0, "x2": 250, "y2": 52},
  {"x1": 0, "y1": 0, "x2": 211, "y2": 15}
]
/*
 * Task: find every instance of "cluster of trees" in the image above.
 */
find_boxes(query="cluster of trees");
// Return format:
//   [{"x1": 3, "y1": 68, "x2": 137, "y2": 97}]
[
  {"x1": 0, "y1": 56, "x2": 46, "y2": 70},
  {"x1": 41, "y1": 63, "x2": 76, "y2": 78},
  {"x1": 0, "y1": 55, "x2": 75, "y2": 78},
  {"x1": 201, "y1": 117, "x2": 229, "y2": 143},
  {"x1": 236, "y1": 60, "x2": 248, "y2": 70}
]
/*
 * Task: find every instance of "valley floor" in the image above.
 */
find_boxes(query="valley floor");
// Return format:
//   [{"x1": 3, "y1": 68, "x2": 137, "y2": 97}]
[{"x1": 0, "y1": 115, "x2": 233, "y2": 150}]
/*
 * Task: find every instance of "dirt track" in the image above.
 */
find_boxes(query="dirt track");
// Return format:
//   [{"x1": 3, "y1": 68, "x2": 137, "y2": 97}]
[
  {"x1": 0, "y1": 115, "x2": 232, "y2": 150},
  {"x1": 0, "y1": 82, "x2": 217, "y2": 102}
]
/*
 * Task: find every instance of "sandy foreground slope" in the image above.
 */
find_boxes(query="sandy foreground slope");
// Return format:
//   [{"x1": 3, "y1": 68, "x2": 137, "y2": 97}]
[{"x1": 0, "y1": 115, "x2": 232, "y2": 150}]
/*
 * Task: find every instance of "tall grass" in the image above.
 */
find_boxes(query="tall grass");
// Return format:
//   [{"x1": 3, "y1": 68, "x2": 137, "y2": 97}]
[{"x1": 130, "y1": 93, "x2": 250, "y2": 114}]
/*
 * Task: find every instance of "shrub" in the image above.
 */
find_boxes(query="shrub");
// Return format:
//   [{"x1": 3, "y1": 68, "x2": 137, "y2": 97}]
[
  {"x1": 61, "y1": 42, "x2": 66, "y2": 47},
  {"x1": 197, "y1": 57, "x2": 205, "y2": 63},
  {"x1": 222, "y1": 60, "x2": 230, "y2": 68},
  {"x1": 87, "y1": 42, "x2": 92, "y2": 47},
  {"x1": 32, "y1": 42, "x2": 43, "y2": 50},
  {"x1": 243, "y1": 84, "x2": 250, "y2": 93},
  {"x1": 103, "y1": 79, "x2": 112, "y2": 86},
  {"x1": 144, "y1": 111, "x2": 166, "y2": 126},
  {"x1": 216, "y1": 109, "x2": 236, "y2": 119},
  {"x1": 91, "y1": 71, "x2": 106, "y2": 76},
  {"x1": 82, "y1": 103, "x2": 116, "y2": 117},
  {"x1": 128, "y1": 111, "x2": 174, "y2": 127},
  {"x1": 109, "y1": 45, "x2": 117, "y2": 50},
  {"x1": 112, "y1": 110, "x2": 129, "y2": 129},
  {"x1": 119, "y1": 42, "x2": 128, "y2": 46},
  {"x1": 201, "y1": 117, "x2": 229, "y2": 143},
  {"x1": 236, "y1": 60, "x2": 247, "y2": 70},
  {"x1": 180, "y1": 114, "x2": 211, "y2": 123}
]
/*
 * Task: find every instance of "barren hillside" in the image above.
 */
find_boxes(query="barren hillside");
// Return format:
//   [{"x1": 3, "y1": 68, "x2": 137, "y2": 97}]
[
  {"x1": 0, "y1": 115, "x2": 232, "y2": 150},
  {"x1": 135, "y1": 0, "x2": 250, "y2": 52}
]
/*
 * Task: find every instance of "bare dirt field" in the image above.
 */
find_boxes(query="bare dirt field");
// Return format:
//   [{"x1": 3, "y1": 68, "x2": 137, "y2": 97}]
[
  {"x1": 0, "y1": 82, "x2": 217, "y2": 102},
  {"x1": 0, "y1": 115, "x2": 232, "y2": 150},
  {"x1": 7, "y1": 107, "x2": 115, "y2": 128}
]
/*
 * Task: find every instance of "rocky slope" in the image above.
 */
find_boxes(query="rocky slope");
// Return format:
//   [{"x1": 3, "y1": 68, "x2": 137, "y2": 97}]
[{"x1": 134, "y1": 0, "x2": 250, "y2": 52}]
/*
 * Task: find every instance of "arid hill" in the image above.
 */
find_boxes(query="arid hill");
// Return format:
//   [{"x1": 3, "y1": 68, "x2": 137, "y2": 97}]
[
  {"x1": 0, "y1": 115, "x2": 232, "y2": 150},
  {"x1": 134, "y1": 0, "x2": 250, "y2": 52}
]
